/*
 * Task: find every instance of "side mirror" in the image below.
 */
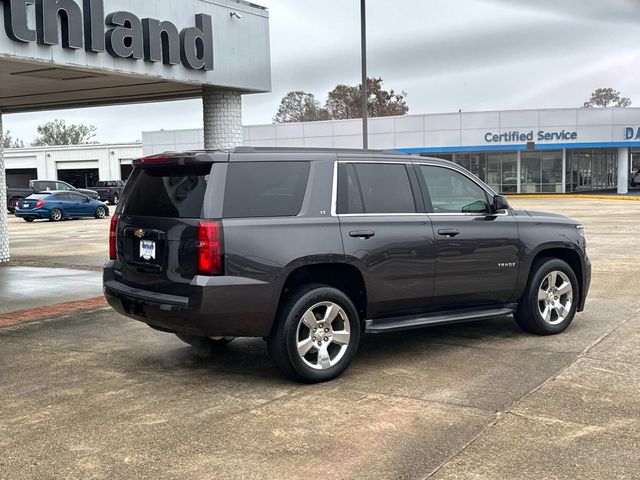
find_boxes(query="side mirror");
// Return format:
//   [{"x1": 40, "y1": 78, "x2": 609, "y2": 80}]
[{"x1": 492, "y1": 195, "x2": 510, "y2": 213}]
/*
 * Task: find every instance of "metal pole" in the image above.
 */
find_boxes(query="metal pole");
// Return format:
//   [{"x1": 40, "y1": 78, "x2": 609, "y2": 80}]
[{"x1": 360, "y1": 0, "x2": 368, "y2": 149}]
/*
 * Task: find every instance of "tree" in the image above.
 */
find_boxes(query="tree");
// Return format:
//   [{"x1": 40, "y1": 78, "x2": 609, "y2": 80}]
[
  {"x1": 326, "y1": 77, "x2": 409, "y2": 120},
  {"x1": 583, "y1": 88, "x2": 632, "y2": 108},
  {"x1": 273, "y1": 91, "x2": 331, "y2": 123},
  {"x1": 32, "y1": 119, "x2": 97, "y2": 146},
  {"x1": 1, "y1": 130, "x2": 25, "y2": 149},
  {"x1": 274, "y1": 77, "x2": 409, "y2": 123}
]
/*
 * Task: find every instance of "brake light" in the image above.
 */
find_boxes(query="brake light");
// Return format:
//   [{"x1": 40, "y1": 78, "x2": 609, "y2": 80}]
[
  {"x1": 139, "y1": 155, "x2": 170, "y2": 164},
  {"x1": 109, "y1": 214, "x2": 119, "y2": 260},
  {"x1": 197, "y1": 221, "x2": 223, "y2": 275},
  {"x1": 34, "y1": 200, "x2": 45, "y2": 208},
  {"x1": 107, "y1": 188, "x2": 112, "y2": 195}
]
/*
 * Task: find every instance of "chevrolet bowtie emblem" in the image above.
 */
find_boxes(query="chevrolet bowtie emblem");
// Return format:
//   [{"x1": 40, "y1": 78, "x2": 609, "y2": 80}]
[{"x1": 134, "y1": 229, "x2": 145, "y2": 239}]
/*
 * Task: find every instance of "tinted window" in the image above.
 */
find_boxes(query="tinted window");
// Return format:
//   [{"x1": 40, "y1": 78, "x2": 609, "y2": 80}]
[
  {"x1": 352, "y1": 163, "x2": 416, "y2": 214},
  {"x1": 337, "y1": 163, "x2": 364, "y2": 214},
  {"x1": 223, "y1": 162, "x2": 310, "y2": 218},
  {"x1": 420, "y1": 166, "x2": 489, "y2": 213},
  {"x1": 69, "y1": 193, "x2": 87, "y2": 202},
  {"x1": 34, "y1": 181, "x2": 56, "y2": 191},
  {"x1": 55, "y1": 182, "x2": 73, "y2": 191},
  {"x1": 26, "y1": 194, "x2": 49, "y2": 200},
  {"x1": 54, "y1": 193, "x2": 71, "y2": 201},
  {"x1": 122, "y1": 164, "x2": 211, "y2": 218}
]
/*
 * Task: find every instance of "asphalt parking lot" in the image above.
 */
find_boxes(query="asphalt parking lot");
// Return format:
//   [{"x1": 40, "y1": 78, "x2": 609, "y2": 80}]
[{"x1": 1, "y1": 198, "x2": 639, "y2": 479}]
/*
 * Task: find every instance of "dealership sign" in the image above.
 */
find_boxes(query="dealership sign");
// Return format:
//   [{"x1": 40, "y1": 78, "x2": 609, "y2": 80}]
[
  {"x1": 485, "y1": 130, "x2": 578, "y2": 143},
  {"x1": 2, "y1": 0, "x2": 213, "y2": 70},
  {"x1": 624, "y1": 127, "x2": 640, "y2": 140}
]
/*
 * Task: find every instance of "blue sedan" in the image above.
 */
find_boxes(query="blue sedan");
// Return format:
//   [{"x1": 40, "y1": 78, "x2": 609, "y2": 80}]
[{"x1": 15, "y1": 191, "x2": 110, "y2": 222}]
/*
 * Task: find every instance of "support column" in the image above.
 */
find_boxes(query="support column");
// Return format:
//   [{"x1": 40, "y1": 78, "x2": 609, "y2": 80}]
[
  {"x1": 561, "y1": 148, "x2": 567, "y2": 194},
  {"x1": 618, "y1": 147, "x2": 629, "y2": 195},
  {"x1": 0, "y1": 111, "x2": 9, "y2": 263},
  {"x1": 516, "y1": 150, "x2": 522, "y2": 194},
  {"x1": 202, "y1": 87, "x2": 243, "y2": 150}
]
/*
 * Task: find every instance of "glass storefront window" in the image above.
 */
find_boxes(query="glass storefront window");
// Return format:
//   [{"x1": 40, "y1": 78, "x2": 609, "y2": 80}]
[
  {"x1": 501, "y1": 153, "x2": 517, "y2": 193},
  {"x1": 541, "y1": 151, "x2": 563, "y2": 193},
  {"x1": 521, "y1": 152, "x2": 541, "y2": 193}
]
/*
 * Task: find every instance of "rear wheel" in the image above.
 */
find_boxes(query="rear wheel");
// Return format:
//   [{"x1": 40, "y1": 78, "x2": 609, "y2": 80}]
[
  {"x1": 95, "y1": 206, "x2": 107, "y2": 219},
  {"x1": 112, "y1": 194, "x2": 119, "y2": 205},
  {"x1": 49, "y1": 208, "x2": 63, "y2": 222},
  {"x1": 175, "y1": 334, "x2": 234, "y2": 350},
  {"x1": 8, "y1": 197, "x2": 22, "y2": 214},
  {"x1": 514, "y1": 258, "x2": 579, "y2": 335},
  {"x1": 268, "y1": 285, "x2": 361, "y2": 383}
]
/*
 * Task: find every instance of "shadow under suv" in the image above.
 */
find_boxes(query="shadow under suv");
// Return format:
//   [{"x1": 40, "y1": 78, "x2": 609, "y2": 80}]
[{"x1": 104, "y1": 147, "x2": 591, "y2": 383}]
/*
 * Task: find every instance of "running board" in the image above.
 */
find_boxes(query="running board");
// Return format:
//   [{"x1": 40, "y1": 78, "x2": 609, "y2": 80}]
[{"x1": 365, "y1": 305, "x2": 517, "y2": 334}]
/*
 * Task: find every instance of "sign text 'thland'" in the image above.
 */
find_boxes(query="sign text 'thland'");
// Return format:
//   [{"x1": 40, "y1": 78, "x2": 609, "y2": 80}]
[{"x1": 2, "y1": 0, "x2": 214, "y2": 71}]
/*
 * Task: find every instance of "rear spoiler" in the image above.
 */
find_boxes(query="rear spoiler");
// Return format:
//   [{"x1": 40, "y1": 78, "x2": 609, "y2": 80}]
[{"x1": 132, "y1": 152, "x2": 229, "y2": 168}]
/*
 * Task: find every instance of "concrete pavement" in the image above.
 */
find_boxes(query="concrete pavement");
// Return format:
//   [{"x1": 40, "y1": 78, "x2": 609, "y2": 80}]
[{"x1": 0, "y1": 197, "x2": 639, "y2": 479}]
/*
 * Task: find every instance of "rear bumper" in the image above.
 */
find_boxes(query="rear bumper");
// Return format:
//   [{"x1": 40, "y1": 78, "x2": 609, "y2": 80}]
[
  {"x1": 103, "y1": 262, "x2": 277, "y2": 337},
  {"x1": 15, "y1": 209, "x2": 49, "y2": 219}
]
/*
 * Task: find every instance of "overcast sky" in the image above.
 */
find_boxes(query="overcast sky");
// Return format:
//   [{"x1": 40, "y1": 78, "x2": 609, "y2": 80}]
[{"x1": 4, "y1": 0, "x2": 640, "y2": 144}]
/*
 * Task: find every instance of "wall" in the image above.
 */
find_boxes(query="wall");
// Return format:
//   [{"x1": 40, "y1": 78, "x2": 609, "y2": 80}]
[
  {"x1": 4, "y1": 144, "x2": 143, "y2": 181},
  {"x1": 142, "y1": 107, "x2": 640, "y2": 155}
]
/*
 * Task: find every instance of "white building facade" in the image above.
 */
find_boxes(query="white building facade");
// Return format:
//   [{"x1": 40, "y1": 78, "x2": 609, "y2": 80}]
[{"x1": 143, "y1": 107, "x2": 640, "y2": 195}]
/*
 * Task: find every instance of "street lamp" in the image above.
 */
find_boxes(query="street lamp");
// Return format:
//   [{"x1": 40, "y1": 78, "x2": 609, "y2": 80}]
[{"x1": 360, "y1": 0, "x2": 368, "y2": 149}]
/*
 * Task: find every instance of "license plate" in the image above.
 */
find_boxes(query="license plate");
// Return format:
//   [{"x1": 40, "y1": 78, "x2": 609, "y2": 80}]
[
  {"x1": 23, "y1": 203, "x2": 29, "y2": 208},
  {"x1": 139, "y1": 240, "x2": 156, "y2": 261}
]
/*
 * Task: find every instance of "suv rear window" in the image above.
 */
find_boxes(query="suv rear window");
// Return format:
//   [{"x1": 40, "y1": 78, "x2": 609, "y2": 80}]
[
  {"x1": 223, "y1": 162, "x2": 310, "y2": 218},
  {"x1": 122, "y1": 164, "x2": 211, "y2": 218}
]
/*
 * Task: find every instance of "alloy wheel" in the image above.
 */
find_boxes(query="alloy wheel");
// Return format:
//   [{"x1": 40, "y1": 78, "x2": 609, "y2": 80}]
[
  {"x1": 537, "y1": 271, "x2": 573, "y2": 325},
  {"x1": 295, "y1": 301, "x2": 351, "y2": 370}
]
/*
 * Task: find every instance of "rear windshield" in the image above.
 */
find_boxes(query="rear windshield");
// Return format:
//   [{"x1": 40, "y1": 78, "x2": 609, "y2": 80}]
[
  {"x1": 26, "y1": 194, "x2": 49, "y2": 200},
  {"x1": 96, "y1": 181, "x2": 115, "y2": 187},
  {"x1": 121, "y1": 164, "x2": 212, "y2": 218},
  {"x1": 223, "y1": 162, "x2": 310, "y2": 218}
]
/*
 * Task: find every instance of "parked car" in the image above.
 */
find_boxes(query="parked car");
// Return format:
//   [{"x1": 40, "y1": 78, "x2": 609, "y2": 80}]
[
  {"x1": 7, "y1": 180, "x2": 99, "y2": 213},
  {"x1": 93, "y1": 180, "x2": 126, "y2": 205},
  {"x1": 14, "y1": 191, "x2": 109, "y2": 222},
  {"x1": 103, "y1": 148, "x2": 591, "y2": 383},
  {"x1": 632, "y1": 169, "x2": 640, "y2": 187}
]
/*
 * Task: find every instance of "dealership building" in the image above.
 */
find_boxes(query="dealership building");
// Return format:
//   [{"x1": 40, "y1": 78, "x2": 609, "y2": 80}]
[
  {"x1": 5, "y1": 106, "x2": 640, "y2": 196},
  {"x1": 144, "y1": 106, "x2": 640, "y2": 195}
]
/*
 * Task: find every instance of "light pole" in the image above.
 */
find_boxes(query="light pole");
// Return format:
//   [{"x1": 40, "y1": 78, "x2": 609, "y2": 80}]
[{"x1": 360, "y1": 0, "x2": 368, "y2": 149}]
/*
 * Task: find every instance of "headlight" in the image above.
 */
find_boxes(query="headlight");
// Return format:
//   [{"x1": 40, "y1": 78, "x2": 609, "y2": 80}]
[{"x1": 577, "y1": 225, "x2": 585, "y2": 238}]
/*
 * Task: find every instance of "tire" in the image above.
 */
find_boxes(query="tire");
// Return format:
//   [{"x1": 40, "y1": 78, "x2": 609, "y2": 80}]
[
  {"x1": 267, "y1": 284, "x2": 361, "y2": 383},
  {"x1": 514, "y1": 258, "x2": 579, "y2": 335},
  {"x1": 95, "y1": 206, "x2": 107, "y2": 219},
  {"x1": 8, "y1": 197, "x2": 22, "y2": 214},
  {"x1": 112, "y1": 194, "x2": 119, "y2": 206},
  {"x1": 23, "y1": 218, "x2": 34, "y2": 223},
  {"x1": 176, "y1": 334, "x2": 233, "y2": 350},
  {"x1": 49, "y1": 208, "x2": 63, "y2": 222}
]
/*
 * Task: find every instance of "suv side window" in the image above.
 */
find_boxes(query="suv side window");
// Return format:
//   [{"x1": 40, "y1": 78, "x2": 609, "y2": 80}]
[
  {"x1": 337, "y1": 163, "x2": 364, "y2": 214},
  {"x1": 223, "y1": 161, "x2": 310, "y2": 218},
  {"x1": 419, "y1": 165, "x2": 489, "y2": 214},
  {"x1": 346, "y1": 163, "x2": 416, "y2": 214}
]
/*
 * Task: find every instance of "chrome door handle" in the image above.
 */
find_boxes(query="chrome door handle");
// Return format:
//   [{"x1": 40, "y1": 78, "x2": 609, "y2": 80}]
[
  {"x1": 349, "y1": 230, "x2": 375, "y2": 239},
  {"x1": 438, "y1": 229, "x2": 460, "y2": 238}
]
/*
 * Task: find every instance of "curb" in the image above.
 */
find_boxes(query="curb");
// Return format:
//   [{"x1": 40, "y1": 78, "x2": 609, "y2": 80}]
[
  {"x1": 0, "y1": 297, "x2": 107, "y2": 328},
  {"x1": 506, "y1": 194, "x2": 640, "y2": 201}
]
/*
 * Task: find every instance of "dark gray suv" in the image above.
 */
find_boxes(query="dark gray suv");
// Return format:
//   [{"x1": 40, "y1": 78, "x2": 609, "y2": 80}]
[{"x1": 103, "y1": 147, "x2": 591, "y2": 383}]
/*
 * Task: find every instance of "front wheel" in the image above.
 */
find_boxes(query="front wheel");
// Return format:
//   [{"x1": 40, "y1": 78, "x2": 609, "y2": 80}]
[
  {"x1": 514, "y1": 258, "x2": 579, "y2": 335},
  {"x1": 49, "y1": 208, "x2": 63, "y2": 222},
  {"x1": 268, "y1": 285, "x2": 361, "y2": 383},
  {"x1": 95, "y1": 206, "x2": 107, "y2": 219}
]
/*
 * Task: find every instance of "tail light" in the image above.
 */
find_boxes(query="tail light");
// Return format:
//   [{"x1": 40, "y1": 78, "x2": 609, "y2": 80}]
[
  {"x1": 197, "y1": 221, "x2": 224, "y2": 275},
  {"x1": 109, "y1": 214, "x2": 119, "y2": 260},
  {"x1": 107, "y1": 188, "x2": 112, "y2": 195},
  {"x1": 35, "y1": 200, "x2": 45, "y2": 208}
]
